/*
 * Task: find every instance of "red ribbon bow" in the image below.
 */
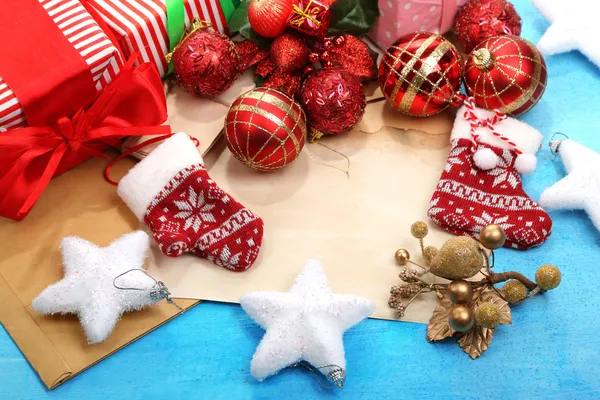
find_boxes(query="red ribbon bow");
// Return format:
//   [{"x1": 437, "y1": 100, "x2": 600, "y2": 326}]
[{"x1": 0, "y1": 60, "x2": 171, "y2": 221}]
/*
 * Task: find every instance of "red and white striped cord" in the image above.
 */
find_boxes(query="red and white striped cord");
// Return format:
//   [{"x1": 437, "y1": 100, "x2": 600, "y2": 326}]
[{"x1": 463, "y1": 97, "x2": 523, "y2": 155}]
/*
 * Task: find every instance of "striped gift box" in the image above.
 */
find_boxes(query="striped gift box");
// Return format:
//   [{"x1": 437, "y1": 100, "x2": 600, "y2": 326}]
[
  {"x1": 0, "y1": 0, "x2": 123, "y2": 131},
  {"x1": 88, "y1": 0, "x2": 240, "y2": 77}
]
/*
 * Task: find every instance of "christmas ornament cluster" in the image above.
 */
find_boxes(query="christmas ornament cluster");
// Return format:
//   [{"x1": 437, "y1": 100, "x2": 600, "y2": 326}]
[
  {"x1": 389, "y1": 222, "x2": 561, "y2": 359},
  {"x1": 378, "y1": 31, "x2": 546, "y2": 117}
]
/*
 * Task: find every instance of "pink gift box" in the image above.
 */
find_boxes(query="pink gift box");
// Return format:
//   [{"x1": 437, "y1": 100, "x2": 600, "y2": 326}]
[{"x1": 369, "y1": 0, "x2": 469, "y2": 50}]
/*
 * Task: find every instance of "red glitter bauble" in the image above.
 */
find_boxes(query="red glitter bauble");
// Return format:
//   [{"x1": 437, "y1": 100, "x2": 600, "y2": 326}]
[
  {"x1": 224, "y1": 88, "x2": 306, "y2": 171},
  {"x1": 464, "y1": 35, "x2": 547, "y2": 116},
  {"x1": 455, "y1": 0, "x2": 522, "y2": 53},
  {"x1": 378, "y1": 32, "x2": 463, "y2": 117},
  {"x1": 270, "y1": 33, "x2": 309, "y2": 73},
  {"x1": 248, "y1": 0, "x2": 293, "y2": 38},
  {"x1": 300, "y1": 68, "x2": 366, "y2": 139},
  {"x1": 173, "y1": 27, "x2": 238, "y2": 97}
]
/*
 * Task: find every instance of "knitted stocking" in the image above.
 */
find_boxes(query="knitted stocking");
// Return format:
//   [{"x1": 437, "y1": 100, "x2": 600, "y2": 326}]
[
  {"x1": 118, "y1": 133, "x2": 264, "y2": 271},
  {"x1": 427, "y1": 104, "x2": 552, "y2": 249}
]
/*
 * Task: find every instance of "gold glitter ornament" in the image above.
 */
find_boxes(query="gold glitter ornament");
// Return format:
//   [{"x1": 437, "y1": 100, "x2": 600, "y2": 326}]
[
  {"x1": 394, "y1": 249, "x2": 410, "y2": 265},
  {"x1": 475, "y1": 303, "x2": 500, "y2": 328},
  {"x1": 535, "y1": 264, "x2": 561, "y2": 290},
  {"x1": 423, "y1": 246, "x2": 438, "y2": 263},
  {"x1": 410, "y1": 221, "x2": 429, "y2": 239},
  {"x1": 479, "y1": 224, "x2": 506, "y2": 250},
  {"x1": 449, "y1": 305, "x2": 475, "y2": 332},
  {"x1": 447, "y1": 280, "x2": 474, "y2": 304},
  {"x1": 502, "y1": 279, "x2": 527, "y2": 304},
  {"x1": 430, "y1": 236, "x2": 483, "y2": 280}
]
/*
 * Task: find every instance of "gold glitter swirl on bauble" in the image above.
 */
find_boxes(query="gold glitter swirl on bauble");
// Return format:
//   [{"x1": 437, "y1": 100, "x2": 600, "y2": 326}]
[{"x1": 463, "y1": 35, "x2": 547, "y2": 116}]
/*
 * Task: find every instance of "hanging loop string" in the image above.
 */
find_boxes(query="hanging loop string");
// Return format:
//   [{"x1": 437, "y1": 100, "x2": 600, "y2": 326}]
[
  {"x1": 288, "y1": 361, "x2": 346, "y2": 388},
  {"x1": 462, "y1": 96, "x2": 522, "y2": 154},
  {"x1": 113, "y1": 269, "x2": 185, "y2": 313},
  {"x1": 105, "y1": 134, "x2": 201, "y2": 185},
  {"x1": 549, "y1": 132, "x2": 569, "y2": 155}
]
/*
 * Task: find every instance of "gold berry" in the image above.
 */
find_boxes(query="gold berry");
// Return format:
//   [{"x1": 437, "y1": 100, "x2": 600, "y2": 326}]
[
  {"x1": 447, "y1": 280, "x2": 474, "y2": 304},
  {"x1": 394, "y1": 249, "x2": 410, "y2": 265},
  {"x1": 479, "y1": 224, "x2": 506, "y2": 250},
  {"x1": 449, "y1": 305, "x2": 475, "y2": 333},
  {"x1": 410, "y1": 221, "x2": 429, "y2": 239},
  {"x1": 475, "y1": 303, "x2": 500, "y2": 328},
  {"x1": 535, "y1": 264, "x2": 561, "y2": 290},
  {"x1": 423, "y1": 246, "x2": 437, "y2": 263},
  {"x1": 502, "y1": 279, "x2": 527, "y2": 304}
]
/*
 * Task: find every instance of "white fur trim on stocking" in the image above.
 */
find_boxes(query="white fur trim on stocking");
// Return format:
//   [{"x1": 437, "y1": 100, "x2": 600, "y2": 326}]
[
  {"x1": 117, "y1": 133, "x2": 203, "y2": 220},
  {"x1": 473, "y1": 148, "x2": 500, "y2": 170},
  {"x1": 452, "y1": 105, "x2": 543, "y2": 155},
  {"x1": 514, "y1": 153, "x2": 537, "y2": 174}
]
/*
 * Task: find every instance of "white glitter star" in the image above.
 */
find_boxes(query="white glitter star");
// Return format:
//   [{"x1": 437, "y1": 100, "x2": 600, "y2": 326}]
[
  {"x1": 240, "y1": 259, "x2": 375, "y2": 386},
  {"x1": 32, "y1": 231, "x2": 159, "y2": 344},
  {"x1": 532, "y1": 0, "x2": 600, "y2": 68},
  {"x1": 539, "y1": 139, "x2": 600, "y2": 232}
]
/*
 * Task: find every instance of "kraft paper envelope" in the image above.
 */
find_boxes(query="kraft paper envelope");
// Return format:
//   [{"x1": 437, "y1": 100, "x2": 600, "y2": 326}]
[
  {"x1": 0, "y1": 156, "x2": 201, "y2": 389},
  {"x1": 146, "y1": 99, "x2": 458, "y2": 323}
]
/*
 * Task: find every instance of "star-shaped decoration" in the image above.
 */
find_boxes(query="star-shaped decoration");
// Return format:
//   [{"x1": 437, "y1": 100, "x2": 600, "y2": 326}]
[
  {"x1": 32, "y1": 231, "x2": 161, "y2": 344},
  {"x1": 531, "y1": 0, "x2": 600, "y2": 68},
  {"x1": 539, "y1": 139, "x2": 600, "y2": 232},
  {"x1": 240, "y1": 259, "x2": 375, "y2": 387}
]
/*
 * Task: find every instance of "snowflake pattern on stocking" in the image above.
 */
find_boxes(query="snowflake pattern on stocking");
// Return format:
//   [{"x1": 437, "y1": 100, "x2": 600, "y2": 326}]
[
  {"x1": 145, "y1": 164, "x2": 264, "y2": 270},
  {"x1": 173, "y1": 186, "x2": 216, "y2": 233},
  {"x1": 428, "y1": 138, "x2": 552, "y2": 249}
]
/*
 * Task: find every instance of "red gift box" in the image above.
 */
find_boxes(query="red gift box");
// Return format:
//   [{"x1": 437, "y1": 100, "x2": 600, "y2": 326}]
[
  {"x1": 0, "y1": 0, "x2": 124, "y2": 131},
  {"x1": 0, "y1": 0, "x2": 170, "y2": 221},
  {"x1": 287, "y1": 0, "x2": 332, "y2": 38},
  {"x1": 87, "y1": 0, "x2": 235, "y2": 76}
]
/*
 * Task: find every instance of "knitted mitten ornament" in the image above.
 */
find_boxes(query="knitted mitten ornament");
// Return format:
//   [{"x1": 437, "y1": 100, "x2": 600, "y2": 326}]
[
  {"x1": 427, "y1": 101, "x2": 552, "y2": 249},
  {"x1": 118, "y1": 133, "x2": 264, "y2": 271}
]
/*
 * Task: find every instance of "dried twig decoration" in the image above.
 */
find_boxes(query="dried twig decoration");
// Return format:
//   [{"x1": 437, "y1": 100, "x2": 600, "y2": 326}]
[{"x1": 389, "y1": 222, "x2": 561, "y2": 359}]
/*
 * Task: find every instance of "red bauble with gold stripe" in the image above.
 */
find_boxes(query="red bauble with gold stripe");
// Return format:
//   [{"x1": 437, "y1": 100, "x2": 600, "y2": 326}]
[
  {"x1": 464, "y1": 35, "x2": 547, "y2": 116},
  {"x1": 225, "y1": 88, "x2": 307, "y2": 171},
  {"x1": 378, "y1": 32, "x2": 463, "y2": 117}
]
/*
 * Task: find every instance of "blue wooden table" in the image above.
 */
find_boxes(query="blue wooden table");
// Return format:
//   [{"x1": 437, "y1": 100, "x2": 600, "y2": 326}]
[{"x1": 2, "y1": 1, "x2": 600, "y2": 398}]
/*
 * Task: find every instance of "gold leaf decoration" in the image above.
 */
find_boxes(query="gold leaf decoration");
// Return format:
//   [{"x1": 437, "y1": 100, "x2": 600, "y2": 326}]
[
  {"x1": 458, "y1": 326, "x2": 494, "y2": 359},
  {"x1": 477, "y1": 287, "x2": 512, "y2": 325},
  {"x1": 426, "y1": 296, "x2": 456, "y2": 342}
]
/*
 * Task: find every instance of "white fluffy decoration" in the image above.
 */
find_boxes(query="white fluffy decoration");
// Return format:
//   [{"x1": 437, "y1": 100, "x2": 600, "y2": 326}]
[
  {"x1": 473, "y1": 148, "x2": 499, "y2": 170},
  {"x1": 32, "y1": 231, "x2": 159, "y2": 344},
  {"x1": 531, "y1": 0, "x2": 600, "y2": 69},
  {"x1": 451, "y1": 105, "x2": 543, "y2": 154},
  {"x1": 118, "y1": 132, "x2": 203, "y2": 220},
  {"x1": 514, "y1": 153, "x2": 537, "y2": 174},
  {"x1": 539, "y1": 139, "x2": 600, "y2": 232},
  {"x1": 240, "y1": 259, "x2": 375, "y2": 387}
]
